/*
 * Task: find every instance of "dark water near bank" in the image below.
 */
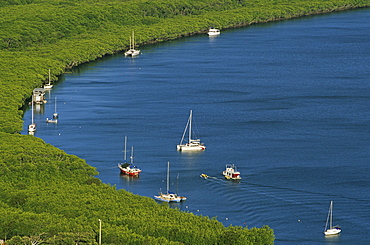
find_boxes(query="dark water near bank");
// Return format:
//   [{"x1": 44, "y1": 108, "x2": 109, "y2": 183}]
[{"x1": 23, "y1": 9, "x2": 370, "y2": 244}]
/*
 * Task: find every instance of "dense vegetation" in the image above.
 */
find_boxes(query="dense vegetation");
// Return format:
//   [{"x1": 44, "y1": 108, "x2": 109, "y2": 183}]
[
  {"x1": 0, "y1": 132, "x2": 275, "y2": 244},
  {"x1": 0, "y1": 0, "x2": 368, "y2": 244}
]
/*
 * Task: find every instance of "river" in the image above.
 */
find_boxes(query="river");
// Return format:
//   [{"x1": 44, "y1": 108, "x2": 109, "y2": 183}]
[{"x1": 23, "y1": 8, "x2": 370, "y2": 244}]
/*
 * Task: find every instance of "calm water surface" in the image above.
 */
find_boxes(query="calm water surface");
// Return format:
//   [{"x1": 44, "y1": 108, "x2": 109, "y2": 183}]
[{"x1": 23, "y1": 9, "x2": 370, "y2": 244}]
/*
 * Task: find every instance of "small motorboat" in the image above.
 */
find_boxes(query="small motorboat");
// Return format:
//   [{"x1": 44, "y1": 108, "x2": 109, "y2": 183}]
[
  {"x1": 222, "y1": 164, "x2": 241, "y2": 180},
  {"x1": 207, "y1": 27, "x2": 220, "y2": 36},
  {"x1": 200, "y1": 173, "x2": 209, "y2": 179}
]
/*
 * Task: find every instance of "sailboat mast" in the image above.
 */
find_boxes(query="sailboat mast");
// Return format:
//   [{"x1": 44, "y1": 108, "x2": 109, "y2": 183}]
[
  {"x1": 179, "y1": 115, "x2": 190, "y2": 144},
  {"x1": 130, "y1": 146, "x2": 134, "y2": 164},
  {"x1": 167, "y1": 162, "x2": 170, "y2": 194},
  {"x1": 189, "y1": 110, "x2": 192, "y2": 142},
  {"x1": 123, "y1": 136, "x2": 127, "y2": 161},
  {"x1": 31, "y1": 101, "x2": 34, "y2": 124},
  {"x1": 330, "y1": 201, "x2": 333, "y2": 229}
]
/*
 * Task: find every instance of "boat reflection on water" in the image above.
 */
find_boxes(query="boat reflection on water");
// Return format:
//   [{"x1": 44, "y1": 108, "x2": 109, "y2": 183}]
[
  {"x1": 119, "y1": 173, "x2": 140, "y2": 185},
  {"x1": 34, "y1": 104, "x2": 44, "y2": 114}
]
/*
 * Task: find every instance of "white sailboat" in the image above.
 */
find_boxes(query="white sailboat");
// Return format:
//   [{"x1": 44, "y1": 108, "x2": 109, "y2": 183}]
[
  {"x1": 324, "y1": 201, "x2": 341, "y2": 236},
  {"x1": 28, "y1": 101, "x2": 36, "y2": 134},
  {"x1": 46, "y1": 97, "x2": 58, "y2": 123},
  {"x1": 154, "y1": 162, "x2": 186, "y2": 202},
  {"x1": 124, "y1": 31, "x2": 140, "y2": 57},
  {"x1": 176, "y1": 110, "x2": 206, "y2": 151},
  {"x1": 43, "y1": 69, "x2": 53, "y2": 89}
]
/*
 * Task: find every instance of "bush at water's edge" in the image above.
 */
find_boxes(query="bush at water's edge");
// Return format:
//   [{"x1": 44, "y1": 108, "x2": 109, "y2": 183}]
[{"x1": 0, "y1": 0, "x2": 368, "y2": 243}]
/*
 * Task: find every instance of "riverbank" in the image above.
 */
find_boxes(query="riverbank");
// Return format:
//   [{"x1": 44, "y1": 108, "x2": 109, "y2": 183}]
[{"x1": 0, "y1": 1, "x2": 369, "y2": 134}]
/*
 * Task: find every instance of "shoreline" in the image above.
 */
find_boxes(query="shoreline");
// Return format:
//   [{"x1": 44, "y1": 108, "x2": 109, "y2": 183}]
[
  {"x1": 65, "y1": 6, "x2": 370, "y2": 71},
  {"x1": 1, "y1": 5, "x2": 369, "y2": 135}
]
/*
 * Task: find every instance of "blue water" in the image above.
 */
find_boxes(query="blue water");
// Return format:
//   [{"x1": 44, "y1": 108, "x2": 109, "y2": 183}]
[{"x1": 23, "y1": 9, "x2": 370, "y2": 244}]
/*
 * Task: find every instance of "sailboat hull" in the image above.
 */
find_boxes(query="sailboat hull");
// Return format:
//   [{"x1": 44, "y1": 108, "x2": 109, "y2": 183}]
[
  {"x1": 125, "y1": 49, "x2": 140, "y2": 57},
  {"x1": 119, "y1": 169, "x2": 141, "y2": 176},
  {"x1": 324, "y1": 228, "x2": 341, "y2": 236},
  {"x1": 177, "y1": 143, "x2": 206, "y2": 151},
  {"x1": 154, "y1": 193, "x2": 181, "y2": 202},
  {"x1": 43, "y1": 84, "x2": 53, "y2": 89},
  {"x1": 118, "y1": 163, "x2": 141, "y2": 176},
  {"x1": 28, "y1": 123, "x2": 36, "y2": 132},
  {"x1": 46, "y1": 119, "x2": 58, "y2": 123}
]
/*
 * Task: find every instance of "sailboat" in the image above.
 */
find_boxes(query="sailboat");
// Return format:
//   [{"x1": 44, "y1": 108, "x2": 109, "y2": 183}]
[
  {"x1": 124, "y1": 31, "x2": 140, "y2": 57},
  {"x1": 46, "y1": 97, "x2": 58, "y2": 123},
  {"x1": 43, "y1": 69, "x2": 53, "y2": 89},
  {"x1": 118, "y1": 137, "x2": 142, "y2": 176},
  {"x1": 177, "y1": 110, "x2": 206, "y2": 151},
  {"x1": 28, "y1": 101, "x2": 37, "y2": 134},
  {"x1": 154, "y1": 162, "x2": 186, "y2": 202},
  {"x1": 324, "y1": 201, "x2": 341, "y2": 235}
]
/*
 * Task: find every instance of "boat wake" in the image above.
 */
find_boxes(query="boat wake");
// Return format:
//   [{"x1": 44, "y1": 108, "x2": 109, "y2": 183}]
[{"x1": 199, "y1": 173, "x2": 218, "y2": 179}]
